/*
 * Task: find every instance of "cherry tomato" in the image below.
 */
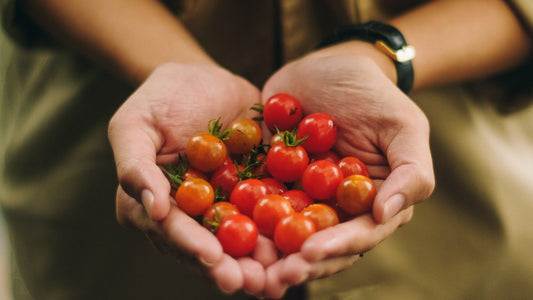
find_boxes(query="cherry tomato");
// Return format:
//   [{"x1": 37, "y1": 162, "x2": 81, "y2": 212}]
[
  {"x1": 263, "y1": 93, "x2": 303, "y2": 132},
  {"x1": 321, "y1": 196, "x2": 352, "y2": 223},
  {"x1": 302, "y1": 160, "x2": 344, "y2": 200},
  {"x1": 261, "y1": 177, "x2": 288, "y2": 194},
  {"x1": 222, "y1": 155, "x2": 233, "y2": 166},
  {"x1": 281, "y1": 190, "x2": 313, "y2": 212},
  {"x1": 182, "y1": 168, "x2": 208, "y2": 181},
  {"x1": 309, "y1": 151, "x2": 340, "y2": 163},
  {"x1": 266, "y1": 142, "x2": 309, "y2": 182},
  {"x1": 296, "y1": 113, "x2": 337, "y2": 153},
  {"x1": 202, "y1": 201, "x2": 240, "y2": 233},
  {"x1": 269, "y1": 133, "x2": 283, "y2": 146},
  {"x1": 210, "y1": 163, "x2": 244, "y2": 199},
  {"x1": 217, "y1": 214, "x2": 258, "y2": 257},
  {"x1": 230, "y1": 178, "x2": 271, "y2": 217},
  {"x1": 225, "y1": 118, "x2": 263, "y2": 155},
  {"x1": 249, "y1": 152, "x2": 269, "y2": 178},
  {"x1": 175, "y1": 178, "x2": 215, "y2": 216},
  {"x1": 337, "y1": 156, "x2": 370, "y2": 177},
  {"x1": 274, "y1": 212, "x2": 316, "y2": 255},
  {"x1": 253, "y1": 194, "x2": 294, "y2": 238},
  {"x1": 169, "y1": 168, "x2": 208, "y2": 199},
  {"x1": 301, "y1": 203, "x2": 339, "y2": 231},
  {"x1": 186, "y1": 132, "x2": 227, "y2": 173},
  {"x1": 336, "y1": 175, "x2": 377, "y2": 215}
]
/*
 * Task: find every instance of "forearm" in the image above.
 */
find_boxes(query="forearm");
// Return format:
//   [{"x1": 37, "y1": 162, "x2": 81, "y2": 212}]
[
  {"x1": 21, "y1": 0, "x2": 215, "y2": 85},
  {"x1": 390, "y1": 0, "x2": 532, "y2": 90},
  {"x1": 320, "y1": 0, "x2": 532, "y2": 92}
]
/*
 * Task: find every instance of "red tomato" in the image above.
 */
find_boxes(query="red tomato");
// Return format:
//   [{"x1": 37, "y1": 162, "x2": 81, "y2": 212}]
[
  {"x1": 302, "y1": 160, "x2": 344, "y2": 200},
  {"x1": 230, "y1": 179, "x2": 271, "y2": 217},
  {"x1": 281, "y1": 190, "x2": 313, "y2": 212},
  {"x1": 274, "y1": 212, "x2": 316, "y2": 255},
  {"x1": 321, "y1": 196, "x2": 352, "y2": 223},
  {"x1": 261, "y1": 177, "x2": 288, "y2": 194},
  {"x1": 301, "y1": 203, "x2": 339, "y2": 231},
  {"x1": 222, "y1": 155, "x2": 233, "y2": 166},
  {"x1": 253, "y1": 194, "x2": 294, "y2": 238},
  {"x1": 263, "y1": 93, "x2": 303, "y2": 132},
  {"x1": 182, "y1": 168, "x2": 208, "y2": 181},
  {"x1": 336, "y1": 175, "x2": 377, "y2": 215},
  {"x1": 266, "y1": 142, "x2": 309, "y2": 182},
  {"x1": 217, "y1": 214, "x2": 258, "y2": 257},
  {"x1": 202, "y1": 201, "x2": 240, "y2": 233},
  {"x1": 337, "y1": 156, "x2": 370, "y2": 178},
  {"x1": 210, "y1": 163, "x2": 244, "y2": 200},
  {"x1": 225, "y1": 118, "x2": 263, "y2": 155},
  {"x1": 296, "y1": 113, "x2": 337, "y2": 153},
  {"x1": 249, "y1": 152, "x2": 269, "y2": 178},
  {"x1": 309, "y1": 151, "x2": 340, "y2": 163},
  {"x1": 175, "y1": 178, "x2": 215, "y2": 216},
  {"x1": 186, "y1": 132, "x2": 227, "y2": 172}
]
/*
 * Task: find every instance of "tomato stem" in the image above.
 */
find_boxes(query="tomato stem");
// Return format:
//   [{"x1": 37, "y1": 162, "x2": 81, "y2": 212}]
[
  {"x1": 250, "y1": 103, "x2": 264, "y2": 121},
  {"x1": 161, "y1": 155, "x2": 189, "y2": 189},
  {"x1": 208, "y1": 118, "x2": 232, "y2": 141},
  {"x1": 214, "y1": 186, "x2": 227, "y2": 202},
  {"x1": 162, "y1": 166, "x2": 184, "y2": 189},
  {"x1": 278, "y1": 128, "x2": 308, "y2": 147}
]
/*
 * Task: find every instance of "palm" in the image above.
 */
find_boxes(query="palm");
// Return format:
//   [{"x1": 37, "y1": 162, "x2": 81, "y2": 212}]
[{"x1": 263, "y1": 54, "x2": 427, "y2": 180}]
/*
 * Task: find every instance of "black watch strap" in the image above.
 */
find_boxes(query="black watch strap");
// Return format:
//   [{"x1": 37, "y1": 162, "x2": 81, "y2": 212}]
[{"x1": 318, "y1": 21, "x2": 416, "y2": 94}]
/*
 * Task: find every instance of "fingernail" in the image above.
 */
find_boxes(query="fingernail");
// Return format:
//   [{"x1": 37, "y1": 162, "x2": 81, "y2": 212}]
[
  {"x1": 382, "y1": 194, "x2": 405, "y2": 223},
  {"x1": 141, "y1": 189, "x2": 154, "y2": 216},
  {"x1": 198, "y1": 256, "x2": 214, "y2": 268}
]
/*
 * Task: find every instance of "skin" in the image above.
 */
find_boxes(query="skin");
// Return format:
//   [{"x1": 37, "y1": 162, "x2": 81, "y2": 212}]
[{"x1": 21, "y1": 0, "x2": 532, "y2": 298}]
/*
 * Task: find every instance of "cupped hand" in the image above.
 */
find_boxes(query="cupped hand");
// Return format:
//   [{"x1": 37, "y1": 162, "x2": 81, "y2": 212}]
[
  {"x1": 260, "y1": 48, "x2": 435, "y2": 297},
  {"x1": 108, "y1": 63, "x2": 267, "y2": 294}
]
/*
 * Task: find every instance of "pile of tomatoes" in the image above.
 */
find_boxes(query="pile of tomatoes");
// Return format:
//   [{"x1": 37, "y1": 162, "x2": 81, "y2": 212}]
[{"x1": 163, "y1": 93, "x2": 376, "y2": 258}]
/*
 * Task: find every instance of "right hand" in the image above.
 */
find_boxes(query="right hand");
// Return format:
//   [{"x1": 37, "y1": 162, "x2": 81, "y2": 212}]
[{"x1": 108, "y1": 63, "x2": 272, "y2": 294}]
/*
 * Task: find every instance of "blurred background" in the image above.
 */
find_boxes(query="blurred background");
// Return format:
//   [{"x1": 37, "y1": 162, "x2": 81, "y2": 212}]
[{"x1": 0, "y1": 211, "x2": 12, "y2": 300}]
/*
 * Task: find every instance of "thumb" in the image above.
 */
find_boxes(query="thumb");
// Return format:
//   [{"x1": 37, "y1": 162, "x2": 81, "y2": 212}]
[
  {"x1": 373, "y1": 118, "x2": 435, "y2": 224},
  {"x1": 108, "y1": 110, "x2": 170, "y2": 221}
]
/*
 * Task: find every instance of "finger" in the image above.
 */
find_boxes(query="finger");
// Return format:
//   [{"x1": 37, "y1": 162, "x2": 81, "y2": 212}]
[
  {"x1": 373, "y1": 111, "x2": 435, "y2": 224},
  {"x1": 108, "y1": 104, "x2": 171, "y2": 221},
  {"x1": 277, "y1": 253, "x2": 360, "y2": 286},
  {"x1": 160, "y1": 207, "x2": 224, "y2": 266},
  {"x1": 116, "y1": 186, "x2": 150, "y2": 230},
  {"x1": 252, "y1": 235, "x2": 279, "y2": 267},
  {"x1": 209, "y1": 254, "x2": 244, "y2": 294},
  {"x1": 264, "y1": 260, "x2": 290, "y2": 299},
  {"x1": 300, "y1": 208, "x2": 413, "y2": 262},
  {"x1": 238, "y1": 257, "x2": 266, "y2": 295}
]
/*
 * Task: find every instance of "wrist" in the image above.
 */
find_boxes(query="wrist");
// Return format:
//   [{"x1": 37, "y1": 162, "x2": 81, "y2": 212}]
[
  {"x1": 317, "y1": 22, "x2": 415, "y2": 94},
  {"x1": 315, "y1": 40, "x2": 398, "y2": 84}
]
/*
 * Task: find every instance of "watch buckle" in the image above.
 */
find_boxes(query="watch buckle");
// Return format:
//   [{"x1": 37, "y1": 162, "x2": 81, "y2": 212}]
[{"x1": 374, "y1": 41, "x2": 416, "y2": 63}]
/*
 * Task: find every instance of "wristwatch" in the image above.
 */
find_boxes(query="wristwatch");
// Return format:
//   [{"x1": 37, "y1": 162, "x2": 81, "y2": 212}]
[{"x1": 318, "y1": 21, "x2": 416, "y2": 94}]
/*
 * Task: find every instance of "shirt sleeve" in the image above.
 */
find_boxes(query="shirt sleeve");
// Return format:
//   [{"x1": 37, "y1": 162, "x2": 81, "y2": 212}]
[
  {"x1": 0, "y1": 0, "x2": 54, "y2": 48},
  {"x1": 507, "y1": 0, "x2": 533, "y2": 37}
]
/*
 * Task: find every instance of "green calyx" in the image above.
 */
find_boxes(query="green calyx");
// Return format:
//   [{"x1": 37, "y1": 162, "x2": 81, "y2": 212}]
[
  {"x1": 277, "y1": 127, "x2": 308, "y2": 147},
  {"x1": 162, "y1": 154, "x2": 189, "y2": 189},
  {"x1": 250, "y1": 103, "x2": 264, "y2": 122},
  {"x1": 208, "y1": 118, "x2": 232, "y2": 141}
]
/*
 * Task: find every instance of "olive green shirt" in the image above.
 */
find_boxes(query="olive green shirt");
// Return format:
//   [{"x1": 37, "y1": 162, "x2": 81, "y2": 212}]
[{"x1": 1, "y1": 0, "x2": 533, "y2": 299}]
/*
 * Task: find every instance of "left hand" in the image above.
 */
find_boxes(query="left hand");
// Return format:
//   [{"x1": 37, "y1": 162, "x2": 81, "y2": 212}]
[{"x1": 259, "y1": 46, "x2": 434, "y2": 298}]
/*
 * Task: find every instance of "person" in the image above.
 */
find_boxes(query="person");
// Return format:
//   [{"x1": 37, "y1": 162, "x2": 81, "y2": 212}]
[{"x1": 0, "y1": 0, "x2": 532, "y2": 299}]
